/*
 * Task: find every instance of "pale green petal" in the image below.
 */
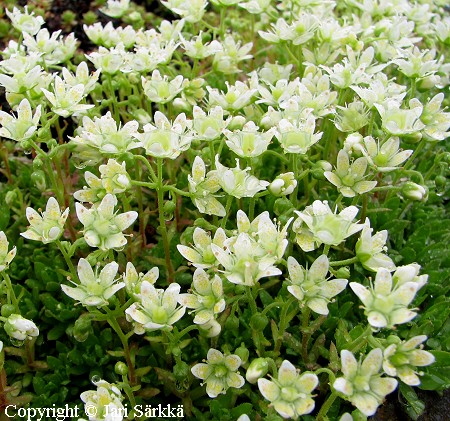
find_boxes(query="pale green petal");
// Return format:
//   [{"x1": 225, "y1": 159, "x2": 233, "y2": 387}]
[
  {"x1": 333, "y1": 377, "x2": 353, "y2": 396},
  {"x1": 307, "y1": 298, "x2": 329, "y2": 315},
  {"x1": 177, "y1": 245, "x2": 202, "y2": 264},
  {"x1": 288, "y1": 285, "x2": 305, "y2": 301},
  {"x1": 309, "y1": 254, "x2": 329, "y2": 281},
  {"x1": 178, "y1": 293, "x2": 199, "y2": 309},
  {"x1": 321, "y1": 279, "x2": 348, "y2": 299},
  {"x1": 409, "y1": 350, "x2": 435, "y2": 367},
  {"x1": 193, "y1": 268, "x2": 211, "y2": 295},
  {"x1": 287, "y1": 256, "x2": 304, "y2": 284},
  {"x1": 224, "y1": 354, "x2": 241, "y2": 371},
  {"x1": 350, "y1": 282, "x2": 370, "y2": 305},
  {"x1": 278, "y1": 360, "x2": 298, "y2": 386},
  {"x1": 294, "y1": 396, "x2": 315, "y2": 415},
  {"x1": 163, "y1": 283, "x2": 181, "y2": 311},
  {"x1": 297, "y1": 373, "x2": 319, "y2": 393},
  {"x1": 397, "y1": 366, "x2": 420, "y2": 386},
  {"x1": 191, "y1": 363, "x2": 211, "y2": 380},
  {"x1": 258, "y1": 378, "x2": 280, "y2": 402},
  {"x1": 193, "y1": 310, "x2": 212, "y2": 325},
  {"x1": 370, "y1": 377, "x2": 398, "y2": 397},
  {"x1": 99, "y1": 262, "x2": 119, "y2": 285},
  {"x1": 193, "y1": 228, "x2": 211, "y2": 249},
  {"x1": 115, "y1": 211, "x2": 138, "y2": 231},
  {"x1": 226, "y1": 372, "x2": 245, "y2": 388},
  {"x1": 361, "y1": 349, "x2": 382, "y2": 375},
  {"x1": 273, "y1": 400, "x2": 295, "y2": 419},
  {"x1": 207, "y1": 348, "x2": 224, "y2": 364},
  {"x1": 206, "y1": 378, "x2": 224, "y2": 397},
  {"x1": 374, "y1": 269, "x2": 392, "y2": 295},
  {"x1": 368, "y1": 311, "x2": 388, "y2": 328},
  {"x1": 341, "y1": 350, "x2": 358, "y2": 378},
  {"x1": 78, "y1": 258, "x2": 95, "y2": 286},
  {"x1": 351, "y1": 393, "x2": 379, "y2": 416}
]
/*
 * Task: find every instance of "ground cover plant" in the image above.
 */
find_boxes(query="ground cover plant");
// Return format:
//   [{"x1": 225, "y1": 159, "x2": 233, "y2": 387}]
[{"x1": 0, "y1": 0, "x2": 449, "y2": 419}]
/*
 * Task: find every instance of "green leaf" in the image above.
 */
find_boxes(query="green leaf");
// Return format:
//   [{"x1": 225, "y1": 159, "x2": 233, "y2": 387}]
[
  {"x1": 419, "y1": 351, "x2": 450, "y2": 391},
  {"x1": 399, "y1": 382, "x2": 425, "y2": 420},
  {"x1": 47, "y1": 324, "x2": 67, "y2": 341}
]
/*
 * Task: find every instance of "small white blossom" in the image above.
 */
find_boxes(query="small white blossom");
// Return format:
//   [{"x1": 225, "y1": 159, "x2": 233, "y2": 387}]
[
  {"x1": 142, "y1": 70, "x2": 185, "y2": 104},
  {"x1": 99, "y1": 0, "x2": 130, "y2": 18},
  {"x1": 0, "y1": 99, "x2": 41, "y2": 142},
  {"x1": 211, "y1": 156, "x2": 269, "y2": 199},
  {"x1": 333, "y1": 349, "x2": 398, "y2": 416},
  {"x1": 133, "y1": 111, "x2": 193, "y2": 159},
  {"x1": 258, "y1": 360, "x2": 318, "y2": 419},
  {"x1": 293, "y1": 201, "x2": 364, "y2": 252},
  {"x1": 125, "y1": 282, "x2": 186, "y2": 333},
  {"x1": 81, "y1": 379, "x2": 124, "y2": 421},
  {"x1": 383, "y1": 335, "x2": 435, "y2": 386},
  {"x1": 6, "y1": 6, "x2": 44, "y2": 36},
  {"x1": 41, "y1": 76, "x2": 93, "y2": 118},
  {"x1": 287, "y1": 255, "x2": 348, "y2": 315},
  {"x1": 191, "y1": 348, "x2": 245, "y2": 398},
  {"x1": 62, "y1": 259, "x2": 124, "y2": 307},
  {"x1": 21, "y1": 197, "x2": 69, "y2": 244},
  {"x1": 76, "y1": 194, "x2": 137, "y2": 251}
]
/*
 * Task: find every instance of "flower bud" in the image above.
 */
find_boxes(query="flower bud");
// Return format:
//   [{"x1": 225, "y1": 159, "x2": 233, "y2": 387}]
[
  {"x1": 250, "y1": 314, "x2": 269, "y2": 330},
  {"x1": 401, "y1": 182, "x2": 428, "y2": 201},
  {"x1": 173, "y1": 361, "x2": 190, "y2": 380},
  {"x1": 269, "y1": 172, "x2": 297, "y2": 197},
  {"x1": 1, "y1": 304, "x2": 16, "y2": 318},
  {"x1": 115, "y1": 362, "x2": 128, "y2": 376},
  {"x1": 335, "y1": 267, "x2": 351, "y2": 279},
  {"x1": 246, "y1": 358, "x2": 269, "y2": 384},
  {"x1": 31, "y1": 170, "x2": 47, "y2": 191},
  {"x1": 234, "y1": 343, "x2": 250, "y2": 366},
  {"x1": 227, "y1": 116, "x2": 246, "y2": 131},
  {"x1": 4, "y1": 314, "x2": 39, "y2": 341},
  {"x1": 311, "y1": 160, "x2": 332, "y2": 180}
]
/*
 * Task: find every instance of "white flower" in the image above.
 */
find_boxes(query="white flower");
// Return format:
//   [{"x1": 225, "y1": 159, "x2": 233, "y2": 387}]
[
  {"x1": 161, "y1": 0, "x2": 207, "y2": 23},
  {"x1": 62, "y1": 62, "x2": 100, "y2": 95},
  {"x1": 213, "y1": 35, "x2": 253, "y2": 74},
  {"x1": 99, "y1": 0, "x2": 130, "y2": 18},
  {"x1": 141, "y1": 70, "x2": 185, "y2": 104},
  {"x1": 125, "y1": 282, "x2": 186, "y2": 333},
  {"x1": 269, "y1": 172, "x2": 297, "y2": 197},
  {"x1": 41, "y1": 76, "x2": 93, "y2": 118},
  {"x1": 350, "y1": 267, "x2": 424, "y2": 329},
  {"x1": 177, "y1": 227, "x2": 227, "y2": 269},
  {"x1": 62, "y1": 259, "x2": 124, "y2": 307},
  {"x1": 355, "y1": 220, "x2": 396, "y2": 272},
  {"x1": 192, "y1": 106, "x2": 229, "y2": 141},
  {"x1": 180, "y1": 32, "x2": 223, "y2": 59},
  {"x1": 0, "y1": 98, "x2": 41, "y2": 141},
  {"x1": 178, "y1": 268, "x2": 225, "y2": 329},
  {"x1": 211, "y1": 232, "x2": 281, "y2": 286},
  {"x1": 224, "y1": 121, "x2": 275, "y2": 158},
  {"x1": 99, "y1": 159, "x2": 131, "y2": 194},
  {"x1": 287, "y1": 255, "x2": 348, "y2": 315},
  {"x1": 87, "y1": 44, "x2": 126, "y2": 75},
  {"x1": 6, "y1": 6, "x2": 44, "y2": 36},
  {"x1": 21, "y1": 197, "x2": 69, "y2": 244},
  {"x1": 324, "y1": 150, "x2": 377, "y2": 198},
  {"x1": 191, "y1": 348, "x2": 245, "y2": 398},
  {"x1": 293, "y1": 201, "x2": 364, "y2": 252},
  {"x1": 123, "y1": 262, "x2": 159, "y2": 297},
  {"x1": 188, "y1": 156, "x2": 226, "y2": 217},
  {"x1": 0, "y1": 232, "x2": 16, "y2": 272},
  {"x1": 258, "y1": 360, "x2": 318, "y2": 419},
  {"x1": 275, "y1": 115, "x2": 323, "y2": 154},
  {"x1": 80, "y1": 379, "x2": 124, "y2": 421},
  {"x1": 133, "y1": 112, "x2": 193, "y2": 159},
  {"x1": 4, "y1": 314, "x2": 39, "y2": 341},
  {"x1": 333, "y1": 349, "x2": 398, "y2": 416},
  {"x1": 211, "y1": 156, "x2": 269, "y2": 199},
  {"x1": 207, "y1": 81, "x2": 256, "y2": 112},
  {"x1": 76, "y1": 194, "x2": 137, "y2": 251}
]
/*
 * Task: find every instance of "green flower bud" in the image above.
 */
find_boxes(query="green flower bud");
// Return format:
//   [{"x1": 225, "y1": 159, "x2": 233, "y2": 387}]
[
  {"x1": 32, "y1": 157, "x2": 44, "y2": 170},
  {"x1": 311, "y1": 160, "x2": 333, "y2": 180},
  {"x1": 250, "y1": 314, "x2": 269, "y2": 330},
  {"x1": 401, "y1": 182, "x2": 428, "y2": 201},
  {"x1": 234, "y1": 343, "x2": 250, "y2": 366},
  {"x1": 73, "y1": 313, "x2": 93, "y2": 342},
  {"x1": 115, "y1": 362, "x2": 128, "y2": 376},
  {"x1": 246, "y1": 358, "x2": 269, "y2": 384},
  {"x1": 335, "y1": 267, "x2": 351, "y2": 279},
  {"x1": 30, "y1": 170, "x2": 47, "y2": 191},
  {"x1": 5, "y1": 190, "x2": 18, "y2": 207},
  {"x1": 273, "y1": 197, "x2": 294, "y2": 216},
  {"x1": 224, "y1": 314, "x2": 239, "y2": 331},
  {"x1": 173, "y1": 361, "x2": 190, "y2": 381}
]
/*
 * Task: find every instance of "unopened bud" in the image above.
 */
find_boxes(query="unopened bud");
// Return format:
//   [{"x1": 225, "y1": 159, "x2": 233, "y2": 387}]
[
  {"x1": 246, "y1": 358, "x2": 269, "y2": 384},
  {"x1": 402, "y1": 182, "x2": 428, "y2": 201},
  {"x1": 269, "y1": 172, "x2": 297, "y2": 197}
]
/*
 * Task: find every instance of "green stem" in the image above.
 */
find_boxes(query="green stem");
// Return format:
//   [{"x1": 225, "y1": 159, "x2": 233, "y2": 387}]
[
  {"x1": 2, "y1": 273, "x2": 20, "y2": 313},
  {"x1": 329, "y1": 256, "x2": 359, "y2": 267},
  {"x1": 301, "y1": 307, "x2": 311, "y2": 364},
  {"x1": 316, "y1": 392, "x2": 338, "y2": 421},
  {"x1": 104, "y1": 307, "x2": 136, "y2": 387},
  {"x1": 274, "y1": 297, "x2": 297, "y2": 355},
  {"x1": 221, "y1": 195, "x2": 233, "y2": 229},
  {"x1": 55, "y1": 240, "x2": 77, "y2": 282},
  {"x1": 157, "y1": 158, "x2": 175, "y2": 283},
  {"x1": 135, "y1": 155, "x2": 157, "y2": 182}
]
